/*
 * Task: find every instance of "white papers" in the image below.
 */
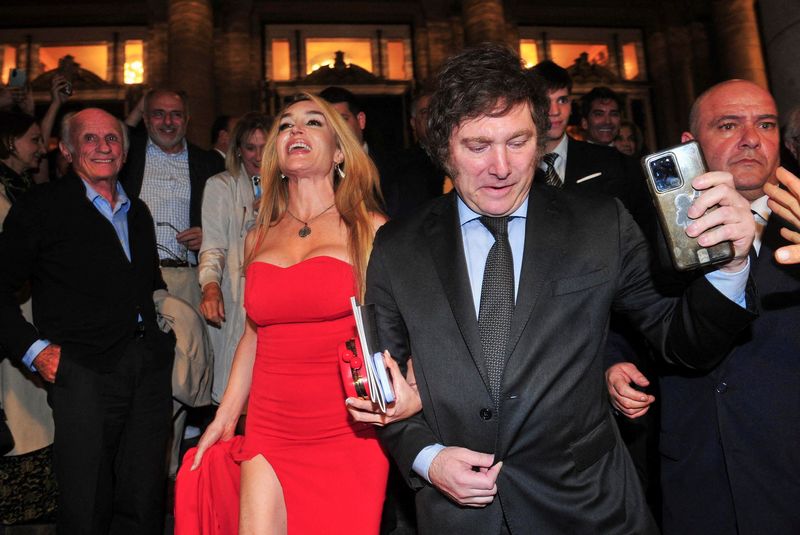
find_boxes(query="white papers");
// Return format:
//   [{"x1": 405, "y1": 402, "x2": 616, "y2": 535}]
[{"x1": 350, "y1": 296, "x2": 395, "y2": 413}]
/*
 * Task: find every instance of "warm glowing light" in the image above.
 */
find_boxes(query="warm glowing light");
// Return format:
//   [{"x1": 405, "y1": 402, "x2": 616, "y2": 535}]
[
  {"x1": 622, "y1": 42, "x2": 640, "y2": 80},
  {"x1": 271, "y1": 39, "x2": 290, "y2": 80},
  {"x1": 386, "y1": 41, "x2": 406, "y2": 79},
  {"x1": 550, "y1": 42, "x2": 609, "y2": 68},
  {"x1": 124, "y1": 40, "x2": 144, "y2": 84},
  {"x1": 519, "y1": 40, "x2": 538, "y2": 68},
  {"x1": 40, "y1": 44, "x2": 108, "y2": 79},
  {"x1": 305, "y1": 39, "x2": 372, "y2": 74},
  {"x1": 1, "y1": 46, "x2": 17, "y2": 84}
]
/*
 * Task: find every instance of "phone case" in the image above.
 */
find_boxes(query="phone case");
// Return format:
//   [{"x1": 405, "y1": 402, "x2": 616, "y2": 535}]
[{"x1": 642, "y1": 141, "x2": 734, "y2": 271}]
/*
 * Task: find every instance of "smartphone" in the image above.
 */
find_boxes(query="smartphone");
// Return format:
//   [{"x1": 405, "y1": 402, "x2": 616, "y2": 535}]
[
  {"x1": 8, "y1": 68, "x2": 26, "y2": 87},
  {"x1": 641, "y1": 141, "x2": 734, "y2": 271}
]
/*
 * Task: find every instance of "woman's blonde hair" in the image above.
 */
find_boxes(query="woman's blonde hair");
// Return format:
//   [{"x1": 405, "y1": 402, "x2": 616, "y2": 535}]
[
  {"x1": 246, "y1": 93, "x2": 383, "y2": 297},
  {"x1": 225, "y1": 112, "x2": 272, "y2": 177}
]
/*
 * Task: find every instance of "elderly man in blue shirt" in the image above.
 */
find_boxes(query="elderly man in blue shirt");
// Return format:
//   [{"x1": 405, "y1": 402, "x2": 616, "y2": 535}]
[{"x1": 0, "y1": 108, "x2": 176, "y2": 535}]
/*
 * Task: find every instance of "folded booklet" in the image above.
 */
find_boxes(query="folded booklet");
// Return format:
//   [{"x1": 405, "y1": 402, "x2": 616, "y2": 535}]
[{"x1": 339, "y1": 297, "x2": 395, "y2": 413}]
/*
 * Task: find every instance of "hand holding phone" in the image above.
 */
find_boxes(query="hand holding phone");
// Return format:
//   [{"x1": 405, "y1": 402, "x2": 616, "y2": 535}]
[{"x1": 642, "y1": 141, "x2": 734, "y2": 271}]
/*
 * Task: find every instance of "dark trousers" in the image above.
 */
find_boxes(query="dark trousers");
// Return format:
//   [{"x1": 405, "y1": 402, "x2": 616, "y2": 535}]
[{"x1": 50, "y1": 337, "x2": 172, "y2": 535}]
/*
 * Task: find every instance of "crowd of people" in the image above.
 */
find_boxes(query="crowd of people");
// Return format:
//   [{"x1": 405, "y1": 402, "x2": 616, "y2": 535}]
[{"x1": 1, "y1": 42, "x2": 799, "y2": 535}]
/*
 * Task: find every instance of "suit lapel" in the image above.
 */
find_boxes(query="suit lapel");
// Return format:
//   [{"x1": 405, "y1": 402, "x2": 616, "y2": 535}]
[
  {"x1": 506, "y1": 185, "x2": 565, "y2": 360},
  {"x1": 563, "y1": 136, "x2": 580, "y2": 185},
  {"x1": 425, "y1": 193, "x2": 490, "y2": 390}
]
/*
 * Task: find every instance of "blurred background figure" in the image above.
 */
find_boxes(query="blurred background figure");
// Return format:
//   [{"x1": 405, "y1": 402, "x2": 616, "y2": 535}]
[
  {"x1": 199, "y1": 112, "x2": 271, "y2": 405},
  {"x1": 0, "y1": 110, "x2": 57, "y2": 526},
  {"x1": 614, "y1": 119, "x2": 644, "y2": 158},
  {"x1": 580, "y1": 86, "x2": 623, "y2": 146}
]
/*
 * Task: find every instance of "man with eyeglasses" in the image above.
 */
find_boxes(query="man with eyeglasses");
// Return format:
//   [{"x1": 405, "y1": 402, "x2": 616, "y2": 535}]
[
  {"x1": 119, "y1": 89, "x2": 222, "y2": 476},
  {"x1": 0, "y1": 108, "x2": 176, "y2": 534}
]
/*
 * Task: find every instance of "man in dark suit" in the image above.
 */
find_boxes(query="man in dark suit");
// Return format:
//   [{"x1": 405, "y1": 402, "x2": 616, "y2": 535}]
[
  {"x1": 366, "y1": 45, "x2": 757, "y2": 534},
  {"x1": 381, "y1": 89, "x2": 447, "y2": 220},
  {"x1": 0, "y1": 108, "x2": 175, "y2": 534},
  {"x1": 527, "y1": 61, "x2": 650, "y2": 230},
  {"x1": 529, "y1": 61, "x2": 658, "y2": 498},
  {"x1": 319, "y1": 86, "x2": 397, "y2": 215},
  {"x1": 607, "y1": 80, "x2": 800, "y2": 535}
]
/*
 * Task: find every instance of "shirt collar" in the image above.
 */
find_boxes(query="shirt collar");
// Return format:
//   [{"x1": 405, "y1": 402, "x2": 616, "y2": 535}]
[
  {"x1": 750, "y1": 194, "x2": 771, "y2": 222},
  {"x1": 552, "y1": 134, "x2": 569, "y2": 160},
  {"x1": 457, "y1": 194, "x2": 529, "y2": 226},
  {"x1": 81, "y1": 178, "x2": 130, "y2": 213}
]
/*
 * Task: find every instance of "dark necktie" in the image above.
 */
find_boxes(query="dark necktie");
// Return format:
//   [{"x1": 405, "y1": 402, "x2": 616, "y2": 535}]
[
  {"x1": 541, "y1": 152, "x2": 562, "y2": 187},
  {"x1": 478, "y1": 216, "x2": 515, "y2": 408}
]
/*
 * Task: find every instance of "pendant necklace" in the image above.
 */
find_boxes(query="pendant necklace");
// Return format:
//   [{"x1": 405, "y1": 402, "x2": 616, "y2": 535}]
[{"x1": 285, "y1": 203, "x2": 336, "y2": 238}]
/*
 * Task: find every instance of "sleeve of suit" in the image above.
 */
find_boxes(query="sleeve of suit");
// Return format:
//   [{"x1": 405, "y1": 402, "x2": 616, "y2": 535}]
[
  {"x1": 366, "y1": 226, "x2": 443, "y2": 489},
  {"x1": 0, "y1": 196, "x2": 45, "y2": 361},
  {"x1": 611, "y1": 199, "x2": 757, "y2": 370}
]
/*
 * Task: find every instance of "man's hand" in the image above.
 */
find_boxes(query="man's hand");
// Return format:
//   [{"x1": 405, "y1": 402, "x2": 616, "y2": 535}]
[
  {"x1": 428, "y1": 447, "x2": 502, "y2": 507},
  {"x1": 176, "y1": 226, "x2": 203, "y2": 251},
  {"x1": 605, "y1": 362, "x2": 655, "y2": 418},
  {"x1": 346, "y1": 353, "x2": 422, "y2": 426},
  {"x1": 200, "y1": 282, "x2": 225, "y2": 326},
  {"x1": 766, "y1": 167, "x2": 800, "y2": 264},
  {"x1": 32, "y1": 344, "x2": 61, "y2": 383},
  {"x1": 686, "y1": 171, "x2": 755, "y2": 272}
]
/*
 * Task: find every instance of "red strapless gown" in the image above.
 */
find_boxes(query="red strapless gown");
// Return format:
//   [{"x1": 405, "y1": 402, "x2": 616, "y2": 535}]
[{"x1": 237, "y1": 256, "x2": 388, "y2": 533}]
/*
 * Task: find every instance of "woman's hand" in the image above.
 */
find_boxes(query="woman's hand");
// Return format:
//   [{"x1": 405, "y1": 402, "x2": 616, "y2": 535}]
[
  {"x1": 200, "y1": 282, "x2": 225, "y2": 326},
  {"x1": 345, "y1": 353, "x2": 422, "y2": 426},
  {"x1": 190, "y1": 416, "x2": 236, "y2": 470}
]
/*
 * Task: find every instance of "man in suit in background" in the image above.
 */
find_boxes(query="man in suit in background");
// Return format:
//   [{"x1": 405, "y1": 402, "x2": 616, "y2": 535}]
[
  {"x1": 527, "y1": 61, "x2": 650, "y2": 229},
  {"x1": 580, "y1": 86, "x2": 623, "y2": 146},
  {"x1": 0, "y1": 108, "x2": 175, "y2": 534},
  {"x1": 607, "y1": 79, "x2": 800, "y2": 535},
  {"x1": 319, "y1": 86, "x2": 396, "y2": 215},
  {"x1": 210, "y1": 114, "x2": 237, "y2": 167},
  {"x1": 367, "y1": 44, "x2": 756, "y2": 534},
  {"x1": 380, "y1": 88, "x2": 447, "y2": 220}
]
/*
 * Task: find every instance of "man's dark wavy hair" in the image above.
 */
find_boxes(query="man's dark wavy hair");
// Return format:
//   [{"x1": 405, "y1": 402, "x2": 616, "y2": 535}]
[{"x1": 425, "y1": 43, "x2": 550, "y2": 176}]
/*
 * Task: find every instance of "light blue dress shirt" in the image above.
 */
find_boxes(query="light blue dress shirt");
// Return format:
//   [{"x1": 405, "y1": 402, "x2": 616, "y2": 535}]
[
  {"x1": 22, "y1": 179, "x2": 131, "y2": 371},
  {"x1": 411, "y1": 193, "x2": 749, "y2": 483}
]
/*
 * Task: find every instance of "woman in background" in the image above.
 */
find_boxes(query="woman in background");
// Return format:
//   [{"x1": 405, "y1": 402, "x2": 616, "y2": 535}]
[
  {"x1": 0, "y1": 110, "x2": 57, "y2": 525},
  {"x1": 199, "y1": 112, "x2": 271, "y2": 404},
  {"x1": 614, "y1": 119, "x2": 644, "y2": 158}
]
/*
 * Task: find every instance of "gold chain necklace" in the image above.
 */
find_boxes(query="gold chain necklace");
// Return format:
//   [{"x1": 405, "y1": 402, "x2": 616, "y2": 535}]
[{"x1": 285, "y1": 203, "x2": 336, "y2": 238}]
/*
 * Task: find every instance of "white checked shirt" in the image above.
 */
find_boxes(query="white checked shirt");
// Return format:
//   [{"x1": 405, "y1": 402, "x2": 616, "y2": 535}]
[{"x1": 139, "y1": 138, "x2": 192, "y2": 262}]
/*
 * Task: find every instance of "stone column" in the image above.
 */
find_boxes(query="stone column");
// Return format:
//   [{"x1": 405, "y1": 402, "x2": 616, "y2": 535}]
[
  {"x1": 646, "y1": 30, "x2": 682, "y2": 147},
  {"x1": 710, "y1": 0, "x2": 768, "y2": 88},
  {"x1": 216, "y1": 0, "x2": 254, "y2": 116},
  {"x1": 461, "y1": 0, "x2": 507, "y2": 46},
  {"x1": 168, "y1": 0, "x2": 214, "y2": 147},
  {"x1": 758, "y1": 0, "x2": 800, "y2": 118}
]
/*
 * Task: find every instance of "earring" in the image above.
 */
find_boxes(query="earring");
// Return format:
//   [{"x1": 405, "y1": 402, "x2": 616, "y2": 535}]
[
  {"x1": 236, "y1": 151, "x2": 242, "y2": 158},
  {"x1": 8, "y1": 144, "x2": 14, "y2": 154},
  {"x1": 280, "y1": 173, "x2": 288, "y2": 180},
  {"x1": 335, "y1": 162, "x2": 345, "y2": 179}
]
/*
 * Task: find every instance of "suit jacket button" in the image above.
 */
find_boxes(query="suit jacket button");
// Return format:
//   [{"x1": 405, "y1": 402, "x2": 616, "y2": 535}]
[
  {"x1": 479, "y1": 408, "x2": 492, "y2": 420},
  {"x1": 716, "y1": 382, "x2": 728, "y2": 394}
]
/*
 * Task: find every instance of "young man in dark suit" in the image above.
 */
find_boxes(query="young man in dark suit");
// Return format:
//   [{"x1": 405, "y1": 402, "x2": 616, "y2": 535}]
[
  {"x1": 608, "y1": 80, "x2": 800, "y2": 535},
  {"x1": 0, "y1": 108, "x2": 175, "y2": 534},
  {"x1": 527, "y1": 61, "x2": 650, "y2": 227},
  {"x1": 365, "y1": 45, "x2": 756, "y2": 534}
]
